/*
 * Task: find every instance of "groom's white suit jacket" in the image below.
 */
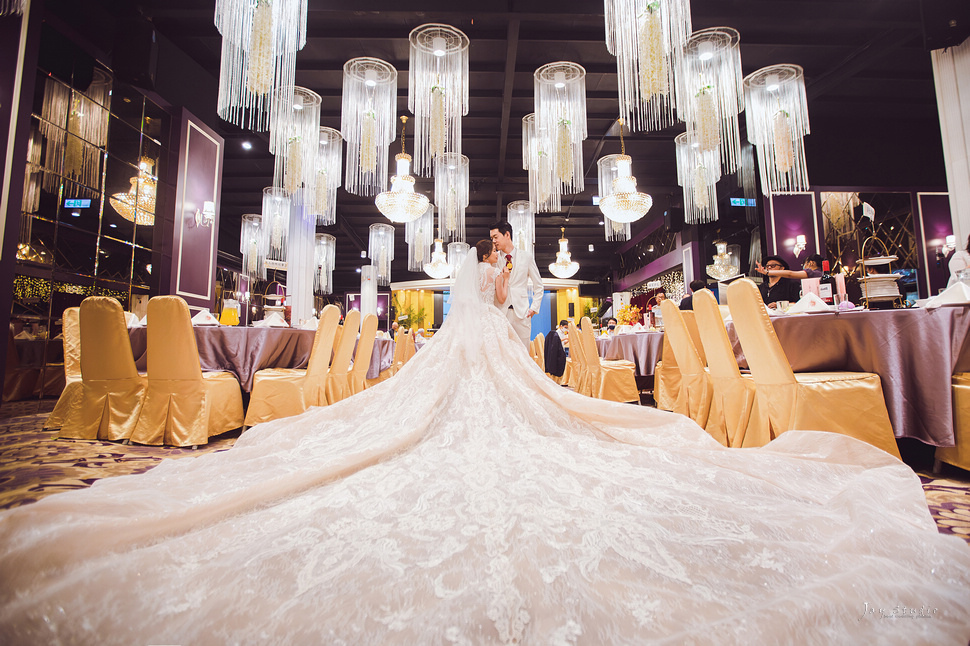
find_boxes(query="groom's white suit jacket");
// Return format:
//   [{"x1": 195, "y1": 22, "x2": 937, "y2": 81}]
[{"x1": 498, "y1": 247, "x2": 544, "y2": 318}]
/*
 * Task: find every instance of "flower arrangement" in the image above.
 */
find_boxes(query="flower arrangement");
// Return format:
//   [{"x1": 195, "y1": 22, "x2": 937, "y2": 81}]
[{"x1": 616, "y1": 303, "x2": 642, "y2": 326}]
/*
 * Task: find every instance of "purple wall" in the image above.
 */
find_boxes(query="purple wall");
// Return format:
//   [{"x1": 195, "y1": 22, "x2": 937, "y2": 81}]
[
  {"x1": 764, "y1": 193, "x2": 821, "y2": 269},
  {"x1": 916, "y1": 192, "x2": 954, "y2": 297}
]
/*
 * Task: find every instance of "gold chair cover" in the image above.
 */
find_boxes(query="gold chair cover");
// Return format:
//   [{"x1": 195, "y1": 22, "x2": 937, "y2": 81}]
[
  {"x1": 692, "y1": 290, "x2": 770, "y2": 448},
  {"x1": 659, "y1": 301, "x2": 714, "y2": 431},
  {"x1": 653, "y1": 334, "x2": 681, "y2": 412},
  {"x1": 580, "y1": 317, "x2": 639, "y2": 403},
  {"x1": 366, "y1": 328, "x2": 409, "y2": 387},
  {"x1": 44, "y1": 307, "x2": 81, "y2": 430},
  {"x1": 935, "y1": 373, "x2": 970, "y2": 471},
  {"x1": 58, "y1": 297, "x2": 146, "y2": 441},
  {"x1": 349, "y1": 313, "x2": 379, "y2": 396},
  {"x1": 244, "y1": 305, "x2": 341, "y2": 426},
  {"x1": 129, "y1": 296, "x2": 243, "y2": 446},
  {"x1": 567, "y1": 321, "x2": 591, "y2": 396},
  {"x1": 326, "y1": 310, "x2": 361, "y2": 405},
  {"x1": 727, "y1": 279, "x2": 901, "y2": 459}
]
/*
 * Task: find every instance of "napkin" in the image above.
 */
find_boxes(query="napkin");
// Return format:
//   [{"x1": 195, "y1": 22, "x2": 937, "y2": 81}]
[
  {"x1": 787, "y1": 292, "x2": 832, "y2": 314},
  {"x1": 124, "y1": 311, "x2": 141, "y2": 328},
  {"x1": 300, "y1": 317, "x2": 319, "y2": 330},
  {"x1": 254, "y1": 311, "x2": 289, "y2": 328},
  {"x1": 191, "y1": 309, "x2": 220, "y2": 326},
  {"x1": 138, "y1": 315, "x2": 148, "y2": 327},
  {"x1": 14, "y1": 330, "x2": 34, "y2": 340},
  {"x1": 924, "y1": 281, "x2": 970, "y2": 309}
]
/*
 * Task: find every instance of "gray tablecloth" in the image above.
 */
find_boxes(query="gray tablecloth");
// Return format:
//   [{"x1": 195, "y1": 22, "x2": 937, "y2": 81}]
[
  {"x1": 129, "y1": 327, "x2": 394, "y2": 392},
  {"x1": 595, "y1": 332, "x2": 664, "y2": 377},
  {"x1": 726, "y1": 307, "x2": 970, "y2": 447}
]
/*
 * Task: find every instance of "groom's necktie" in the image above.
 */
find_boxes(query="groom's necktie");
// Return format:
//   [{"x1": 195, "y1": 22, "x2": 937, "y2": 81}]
[{"x1": 505, "y1": 254, "x2": 513, "y2": 271}]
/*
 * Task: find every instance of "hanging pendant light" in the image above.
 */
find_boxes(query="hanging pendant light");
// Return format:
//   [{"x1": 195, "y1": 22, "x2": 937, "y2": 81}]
[
  {"x1": 341, "y1": 57, "x2": 397, "y2": 196},
  {"x1": 604, "y1": 215, "x2": 631, "y2": 242},
  {"x1": 534, "y1": 62, "x2": 588, "y2": 195},
  {"x1": 313, "y1": 126, "x2": 343, "y2": 226},
  {"x1": 314, "y1": 233, "x2": 336, "y2": 295},
  {"x1": 549, "y1": 227, "x2": 580, "y2": 278},
  {"x1": 0, "y1": 1, "x2": 25, "y2": 16},
  {"x1": 743, "y1": 64, "x2": 811, "y2": 195},
  {"x1": 604, "y1": 0, "x2": 691, "y2": 133},
  {"x1": 240, "y1": 214, "x2": 265, "y2": 281},
  {"x1": 679, "y1": 27, "x2": 744, "y2": 176},
  {"x1": 675, "y1": 132, "x2": 721, "y2": 224},
  {"x1": 423, "y1": 207, "x2": 452, "y2": 279},
  {"x1": 447, "y1": 241, "x2": 470, "y2": 277},
  {"x1": 261, "y1": 187, "x2": 290, "y2": 267},
  {"x1": 375, "y1": 116, "x2": 431, "y2": 223},
  {"x1": 109, "y1": 157, "x2": 157, "y2": 227},
  {"x1": 405, "y1": 203, "x2": 434, "y2": 271},
  {"x1": 706, "y1": 241, "x2": 740, "y2": 281},
  {"x1": 408, "y1": 24, "x2": 470, "y2": 177},
  {"x1": 434, "y1": 152, "x2": 468, "y2": 242},
  {"x1": 597, "y1": 118, "x2": 652, "y2": 224},
  {"x1": 368, "y1": 222, "x2": 395, "y2": 286},
  {"x1": 522, "y1": 113, "x2": 561, "y2": 213},
  {"x1": 214, "y1": 0, "x2": 307, "y2": 131},
  {"x1": 507, "y1": 201, "x2": 535, "y2": 250},
  {"x1": 269, "y1": 86, "x2": 320, "y2": 209}
]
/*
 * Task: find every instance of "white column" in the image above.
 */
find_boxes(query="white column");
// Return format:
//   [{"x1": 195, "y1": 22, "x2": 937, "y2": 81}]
[
  {"x1": 361, "y1": 265, "x2": 377, "y2": 317},
  {"x1": 932, "y1": 38, "x2": 970, "y2": 247}
]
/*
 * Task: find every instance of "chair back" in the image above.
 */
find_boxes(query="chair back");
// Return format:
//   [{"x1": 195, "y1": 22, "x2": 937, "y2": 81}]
[
  {"x1": 567, "y1": 321, "x2": 586, "y2": 369},
  {"x1": 306, "y1": 304, "x2": 341, "y2": 378},
  {"x1": 390, "y1": 328, "x2": 407, "y2": 370},
  {"x1": 580, "y1": 316, "x2": 602, "y2": 384},
  {"x1": 726, "y1": 279, "x2": 796, "y2": 386},
  {"x1": 146, "y1": 296, "x2": 203, "y2": 382},
  {"x1": 535, "y1": 332, "x2": 545, "y2": 368},
  {"x1": 62, "y1": 307, "x2": 81, "y2": 380},
  {"x1": 401, "y1": 329, "x2": 417, "y2": 365},
  {"x1": 349, "y1": 313, "x2": 379, "y2": 393},
  {"x1": 659, "y1": 300, "x2": 705, "y2": 377},
  {"x1": 692, "y1": 290, "x2": 741, "y2": 381},
  {"x1": 79, "y1": 296, "x2": 141, "y2": 381},
  {"x1": 681, "y1": 310, "x2": 707, "y2": 365},
  {"x1": 329, "y1": 309, "x2": 360, "y2": 376}
]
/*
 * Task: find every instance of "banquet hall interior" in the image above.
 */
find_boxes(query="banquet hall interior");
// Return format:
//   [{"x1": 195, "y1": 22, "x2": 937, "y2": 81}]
[{"x1": 1, "y1": 0, "x2": 970, "y2": 587}]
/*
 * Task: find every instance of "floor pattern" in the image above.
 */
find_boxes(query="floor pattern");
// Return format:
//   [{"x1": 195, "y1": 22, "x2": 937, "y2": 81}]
[{"x1": 0, "y1": 400, "x2": 968, "y2": 546}]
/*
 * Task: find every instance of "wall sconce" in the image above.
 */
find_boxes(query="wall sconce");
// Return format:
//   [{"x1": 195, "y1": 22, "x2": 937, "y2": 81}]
[
  {"x1": 945, "y1": 235, "x2": 956, "y2": 253},
  {"x1": 195, "y1": 201, "x2": 216, "y2": 228},
  {"x1": 793, "y1": 234, "x2": 807, "y2": 257}
]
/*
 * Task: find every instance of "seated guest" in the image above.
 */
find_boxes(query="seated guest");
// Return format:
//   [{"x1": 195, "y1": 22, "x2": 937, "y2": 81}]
[
  {"x1": 753, "y1": 255, "x2": 801, "y2": 308},
  {"x1": 758, "y1": 253, "x2": 824, "y2": 281},
  {"x1": 390, "y1": 321, "x2": 399, "y2": 339},
  {"x1": 603, "y1": 317, "x2": 618, "y2": 336},
  {"x1": 544, "y1": 320, "x2": 568, "y2": 377},
  {"x1": 679, "y1": 279, "x2": 707, "y2": 310}
]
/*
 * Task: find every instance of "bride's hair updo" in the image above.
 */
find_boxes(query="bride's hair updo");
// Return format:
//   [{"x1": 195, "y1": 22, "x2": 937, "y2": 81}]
[{"x1": 476, "y1": 239, "x2": 494, "y2": 262}]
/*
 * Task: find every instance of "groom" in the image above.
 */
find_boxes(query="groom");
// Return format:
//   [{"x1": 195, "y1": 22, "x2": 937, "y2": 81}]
[{"x1": 490, "y1": 221, "x2": 544, "y2": 348}]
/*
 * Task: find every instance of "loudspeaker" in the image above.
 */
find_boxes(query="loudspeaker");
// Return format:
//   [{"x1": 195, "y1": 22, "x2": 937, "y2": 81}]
[
  {"x1": 663, "y1": 206, "x2": 684, "y2": 232},
  {"x1": 112, "y1": 17, "x2": 158, "y2": 90},
  {"x1": 921, "y1": 0, "x2": 970, "y2": 50}
]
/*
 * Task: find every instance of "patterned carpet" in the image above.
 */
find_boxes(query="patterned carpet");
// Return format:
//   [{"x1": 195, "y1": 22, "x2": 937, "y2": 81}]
[{"x1": 0, "y1": 400, "x2": 968, "y2": 545}]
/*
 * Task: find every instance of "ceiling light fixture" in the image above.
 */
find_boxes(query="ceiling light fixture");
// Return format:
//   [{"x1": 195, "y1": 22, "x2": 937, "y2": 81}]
[
  {"x1": 375, "y1": 116, "x2": 430, "y2": 223},
  {"x1": 549, "y1": 227, "x2": 580, "y2": 278}
]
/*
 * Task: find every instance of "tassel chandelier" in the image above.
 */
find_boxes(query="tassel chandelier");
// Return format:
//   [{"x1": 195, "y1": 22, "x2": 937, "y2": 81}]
[
  {"x1": 314, "y1": 126, "x2": 343, "y2": 226},
  {"x1": 375, "y1": 116, "x2": 431, "y2": 223},
  {"x1": 434, "y1": 152, "x2": 469, "y2": 243},
  {"x1": 523, "y1": 113, "x2": 561, "y2": 213},
  {"x1": 675, "y1": 131, "x2": 721, "y2": 224},
  {"x1": 342, "y1": 57, "x2": 398, "y2": 197},
  {"x1": 368, "y1": 222, "x2": 395, "y2": 286},
  {"x1": 270, "y1": 86, "x2": 321, "y2": 206},
  {"x1": 314, "y1": 233, "x2": 336, "y2": 295},
  {"x1": 406, "y1": 203, "x2": 434, "y2": 271},
  {"x1": 534, "y1": 62, "x2": 588, "y2": 197},
  {"x1": 597, "y1": 118, "x2": 653, "y2": 224},
  {"x1": 507, "y1": 201, "x2": 535, "y2": 250}
]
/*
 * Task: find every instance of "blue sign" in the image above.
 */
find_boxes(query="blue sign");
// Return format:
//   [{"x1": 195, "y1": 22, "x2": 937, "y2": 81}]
[
  {"x1": 729, "y1": 197, "x2": 757, "y2": 207},
  {"x1": 64, "y1": 199, "x2": 91, "y2": 208}
]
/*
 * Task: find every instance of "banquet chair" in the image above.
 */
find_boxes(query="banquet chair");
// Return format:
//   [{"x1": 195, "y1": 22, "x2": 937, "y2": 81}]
[
  {"x1": 692, "y1": 289, "x2": 771, "y2": 448},
  {"x1": 44, "y1": 307, "x2": 82, "y2": 431},
  {"x1": 935, "y1": 373, "x2": 970, "y2": 471},
  {"x1": 366, "y1": 329, "x2": 409, "y2": 387},
  {"x1": 566, "y1": 321, "x2": 591, "y2": 395},
  {"x1": 653, "y1": 335, "x2": 681, "y2": 412},
  {"x1": 325, "y1": 309, "x2": 361, "y2": 405},
  {"x1": 534, "y1": 332, "x2": 549, "y2": 379},
  {"x1": 130, "y1": 296, "x2": 244, "y2": 446},
  {"x1": 726, "y1": 278, "x2": 901, "y2": 459},
  {"x1": 348, "y1": 313, "x2": 379, "y2": 396},
  {"x1": 57, "y1": 296, "x2": 147, "y2": 441},
  {"x1": 579, "y1": 316, "x2": 639, "y2": 403},
  {"x1": 400, "y1": 329, "x2": 417, "y2": 367},
  {"x1": 659, "y1": 301, "x2": 715, "y2": 432},
  {"x1": 244, "y1": 304, "x2": 341, "y2": 426}
]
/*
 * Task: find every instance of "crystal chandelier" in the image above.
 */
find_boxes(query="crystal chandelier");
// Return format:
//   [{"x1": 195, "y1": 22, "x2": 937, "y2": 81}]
[
  {"x1": 109, "y1": 157, "x2": 157, "y2": 226},
  {"x1": 341, "y1": 57, "x2": 397, "y2": 196},
  {"x1": 604, "y1": 0, "x2": 691, "y2": 133},
  {"x1": 313, "y1": 126, "x2": 343, "y2": 226},
  {"x1": 522, "y1": 113, "x2": 561, "y2": 213},
  {"x1": 270, "y1": 86, "x2": 320, "y2": 207},
  {"x1": 368, "y1": 222, "x2": 395, "y2": 286},
  {"x1": 314, "y1": 233, "x2": 336, "y2": 295},
  {"x1": 675, "y1": 132, "x2": 721, "y2": 224},
  {"x1": 678, "y1": 27, "x2": 744, "y2": 176},
  {"x1": 743, "y1": 64, "x2": 811, "y2": 195},
  {"x1": 507, "y1": 201, "x2": 535, "y2": 250},
  {"x1": 597, "y1": 119, "x2": 652, "y2": 224},
  {"x1": 240, "y1": 213, "x2": 265, "y2": 281},
  {"x1": 405, "y1": 203, "x2": 434, "y2": 271},
  {"x1": 447, "y1": 241, "x2": 469, "y2": 277},
  {"x1": 214, "y1": 0, "x2": 307, "y2": 131},
  {"x1": 261, "y1": 187, "x2": 290, "y2": 266},
  {"x1": 424, "y1": 239, "x2": 452, "y2": 279},
  {"x1": 549, "y1": 227, "x2": 580, "y2": 278},
  {"x1": 534, "y1": 62, "x2": 588, "y2": 195},
  {"x1": 434, "y1": 152, "x2": 468, "y2": 242},
  {"x1": 376, "y1": 116, "x2": 431, "y2": 223},
  {"x1": 706, "y1": 241, "x2": 740, "y2": 281},
  {"x1": 408, "y1": 24, "x2": 470, "y2": 177}
]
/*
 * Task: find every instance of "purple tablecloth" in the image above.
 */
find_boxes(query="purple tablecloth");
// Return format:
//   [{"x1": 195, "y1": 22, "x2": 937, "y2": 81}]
[
  {"x1": 727, "y1": 307, "x2": 970, "y2": 447},
  {"x1": 129, "y1": 327, "x2": 395, "y2": 392},
  {"x1": 595, "y1": 332, "x2": 664, "y2": 377}
]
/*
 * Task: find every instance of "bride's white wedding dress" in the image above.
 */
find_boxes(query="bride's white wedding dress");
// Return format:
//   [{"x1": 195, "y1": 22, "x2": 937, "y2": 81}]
[{"x1": 1, "y1": 258, "x2": 969, "y2": 644}]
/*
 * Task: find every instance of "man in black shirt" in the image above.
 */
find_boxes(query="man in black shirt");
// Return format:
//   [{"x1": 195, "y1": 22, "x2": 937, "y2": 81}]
[
  {"x1": 679, "y1": 279, "x2": 707, "y2": 310},
  {"x1": 756, "y1": 256, "x2": 801, "y2": 308}
]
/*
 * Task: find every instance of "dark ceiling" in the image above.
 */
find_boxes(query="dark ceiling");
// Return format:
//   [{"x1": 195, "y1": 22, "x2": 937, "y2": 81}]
[{"x1": 46, "y1": 0, "x2": 949, "y2": 293}]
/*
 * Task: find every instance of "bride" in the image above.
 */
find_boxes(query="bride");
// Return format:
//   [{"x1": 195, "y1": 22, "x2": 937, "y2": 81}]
[{"x1": 1, "y1": 240, "x2": 969, "y2": 644}]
